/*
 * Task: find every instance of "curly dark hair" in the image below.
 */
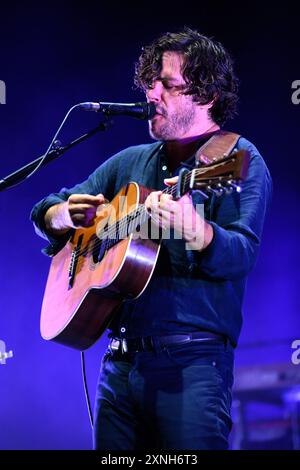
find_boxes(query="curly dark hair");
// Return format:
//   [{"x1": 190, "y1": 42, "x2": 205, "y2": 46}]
[{"x1": 134, "y1": 28, "x2": 239, "y2": 126}]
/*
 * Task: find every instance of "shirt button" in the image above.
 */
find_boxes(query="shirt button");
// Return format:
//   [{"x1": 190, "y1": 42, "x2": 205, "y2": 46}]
[
  {"x1": 120, "y1": 327, "x2": 126, "y2": 333},
  {"x1": 162, "y1": 165, "x2": 167, "y2": 171}
]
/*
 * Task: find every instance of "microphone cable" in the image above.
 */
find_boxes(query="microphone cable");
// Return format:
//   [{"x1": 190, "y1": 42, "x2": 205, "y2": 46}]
[
  {"x1": 81, "y1": 351, "x2": 94, "y2": 430},
  {"x1": 28, "y1": 103, "x2": 81, "y2": 181},
  {"x1": 6, "y1": 103, "x2": 82, "y2": 191}
]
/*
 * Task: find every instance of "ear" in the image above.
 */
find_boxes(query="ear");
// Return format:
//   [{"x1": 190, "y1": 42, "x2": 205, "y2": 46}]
[
  {"x1": 207, "y1": 94, "x2": 218, "y2": 109},
  {"x1": 197, "y1": 96, "x2": 217, "y2": 111}
]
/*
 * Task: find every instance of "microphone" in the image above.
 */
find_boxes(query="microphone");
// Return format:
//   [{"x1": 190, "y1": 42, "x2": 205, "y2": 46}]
[{"x1": 79, "y1": 101, "x2": 156, "y2": 120}]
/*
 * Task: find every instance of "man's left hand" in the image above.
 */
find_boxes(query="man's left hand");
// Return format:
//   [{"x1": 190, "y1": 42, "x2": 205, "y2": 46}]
[{"x1": 144, "y1": 176, "x2": 214, "y2": 251}]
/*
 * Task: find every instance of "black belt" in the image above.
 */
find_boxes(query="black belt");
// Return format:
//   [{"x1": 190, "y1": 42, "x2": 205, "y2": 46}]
[{"x1": 108, "y1": 331, "x2": 226, "y2": 354}]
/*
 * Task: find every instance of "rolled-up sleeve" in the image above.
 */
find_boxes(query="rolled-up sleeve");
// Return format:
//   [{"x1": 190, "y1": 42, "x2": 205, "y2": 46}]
[{"x1": 197, "y1": 138, "x2": 272, "y2": 280}]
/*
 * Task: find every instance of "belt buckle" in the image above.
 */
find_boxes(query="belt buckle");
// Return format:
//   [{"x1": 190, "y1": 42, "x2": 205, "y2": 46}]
[{"x1": 110, "y1": 338, "x2": 121, "y2": 352}]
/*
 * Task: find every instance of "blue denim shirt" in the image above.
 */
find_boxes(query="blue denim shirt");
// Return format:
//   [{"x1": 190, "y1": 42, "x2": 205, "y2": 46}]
[{"x1": 30, "y1": 136, "x2": 272, "y2": 346}]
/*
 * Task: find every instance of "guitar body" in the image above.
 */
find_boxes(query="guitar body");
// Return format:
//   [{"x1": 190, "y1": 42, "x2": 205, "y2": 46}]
[
  {"x1": 39, "y1": 148, "x2": 249, "y2": 351},
  {"x1": 40, "y1": 182, "x2": 161, "y2": 350}
]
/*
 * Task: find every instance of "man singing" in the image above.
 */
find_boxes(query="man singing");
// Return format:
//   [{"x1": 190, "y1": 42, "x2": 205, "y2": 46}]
[{"x1": 31, "y1": 28, "x2": 272, "y2": 450}]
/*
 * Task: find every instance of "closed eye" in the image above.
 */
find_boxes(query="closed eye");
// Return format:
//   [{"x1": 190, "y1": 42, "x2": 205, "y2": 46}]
[{"x1": 162, "y1": 80, "x2": 185, "y2": 92}]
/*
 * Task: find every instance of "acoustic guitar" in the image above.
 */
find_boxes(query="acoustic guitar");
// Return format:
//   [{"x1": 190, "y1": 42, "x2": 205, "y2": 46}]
[{"x1": 40, "y1": 149, "x2": 249, "y2": 350}]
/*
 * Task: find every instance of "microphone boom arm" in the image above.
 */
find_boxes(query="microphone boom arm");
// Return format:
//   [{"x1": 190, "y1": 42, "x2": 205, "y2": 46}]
[{"x1": 0, "y1": 119, "x2": 111, "y2": 192}]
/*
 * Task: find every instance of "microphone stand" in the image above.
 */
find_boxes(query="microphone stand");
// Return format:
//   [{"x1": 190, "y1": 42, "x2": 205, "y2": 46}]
[{"x1": 0, "y1": 119, "x2": 112, "y2": 192}]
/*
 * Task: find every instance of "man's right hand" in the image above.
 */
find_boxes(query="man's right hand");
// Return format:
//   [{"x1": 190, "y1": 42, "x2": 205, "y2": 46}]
[{"x1": 45, "y1": 193, "x2": 107, "y2": 235}]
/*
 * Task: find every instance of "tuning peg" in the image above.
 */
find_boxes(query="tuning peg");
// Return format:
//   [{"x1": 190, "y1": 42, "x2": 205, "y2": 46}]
[
  {"x1": 229, "y1": 182, "x2": 242, "y2": 193},
  {"x1": 223, "y1": 185, "x2": 234, "y2": 195},
  {"x1": 210, "y1": 186, "x2": 224, "y2": 197},
  {"x1": 213, "y1": 183, "x2": 226, "y2": 197},
  {"x1": 227, "y1": 179, "x2": 242, "y2": 192},
  {"x1": 219, "y1": 181, "x2": 236, "y2": 194}
]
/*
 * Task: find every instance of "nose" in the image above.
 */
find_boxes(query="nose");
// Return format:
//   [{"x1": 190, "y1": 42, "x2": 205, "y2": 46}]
[{"x1": 146, "y1": 81, "x2": 163, "y2": 103}]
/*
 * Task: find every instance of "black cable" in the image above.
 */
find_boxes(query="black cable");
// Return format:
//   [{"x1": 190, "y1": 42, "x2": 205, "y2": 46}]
[
  {"x1": 80, "y1": 351, "x2": 94, "y2": 429},
  {"x1": 4, "y1": 104, "x2": 82, "y2": 192}
]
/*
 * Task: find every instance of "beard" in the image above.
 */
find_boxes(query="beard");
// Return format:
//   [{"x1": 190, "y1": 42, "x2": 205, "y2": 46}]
[{"x1": 149, "y1": 102, "x2": 196, "y2": 141}]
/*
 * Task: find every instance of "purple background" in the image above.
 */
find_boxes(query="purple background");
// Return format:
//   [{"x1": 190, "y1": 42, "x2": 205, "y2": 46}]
[{"x1": 0, "y1": 1, "x2": 299, "y2": 449}]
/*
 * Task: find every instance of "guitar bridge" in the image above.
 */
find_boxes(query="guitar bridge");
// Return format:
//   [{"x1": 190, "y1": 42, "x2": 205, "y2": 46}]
[{"x1": 68, "y1": 235, "x2": 83, "y2": 289}]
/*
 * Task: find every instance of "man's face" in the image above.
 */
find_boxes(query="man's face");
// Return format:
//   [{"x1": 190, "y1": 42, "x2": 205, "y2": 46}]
[{"x1": 146, "y1": 51, "x2": 202, "y2": 141}]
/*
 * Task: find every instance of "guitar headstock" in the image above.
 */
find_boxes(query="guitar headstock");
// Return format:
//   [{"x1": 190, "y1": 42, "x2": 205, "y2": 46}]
[{"x1": 189, "y1": 149, "x2": 250, "y2": 196}]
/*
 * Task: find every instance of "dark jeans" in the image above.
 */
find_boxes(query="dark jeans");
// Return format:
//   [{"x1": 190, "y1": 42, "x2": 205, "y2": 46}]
[{"x1": 93, "y1": 340, "x2": 234, "y2": 450}]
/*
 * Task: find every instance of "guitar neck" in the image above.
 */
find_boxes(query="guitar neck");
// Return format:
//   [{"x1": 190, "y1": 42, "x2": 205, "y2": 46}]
[
  {"x1": 98, "y1": 149, "x2": 248, "y2": 243},
  {"x1": 110, "y1": 170, "x2": 196, "y2": 241}
]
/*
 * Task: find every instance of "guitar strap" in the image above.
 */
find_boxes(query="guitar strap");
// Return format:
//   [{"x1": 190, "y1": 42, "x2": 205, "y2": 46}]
[
  {"x1": 187, "y1": 131, "x2": 241, "y2": 273},
  {"x1": 195, "y1": 130, "x2": 241, "y2": 166}
]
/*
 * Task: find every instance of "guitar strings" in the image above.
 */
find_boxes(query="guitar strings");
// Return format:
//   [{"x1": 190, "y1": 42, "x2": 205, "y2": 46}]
[
  {"x1": 87, "y1": 133, "x2": 231, "y2": 255},
  {"x1": 71, "y1": 178, "x2": 179, "y2": 262},
  {"x1": 71, "y1": 169, "x2": 210, "y2": 262},
  {"x1": 96, "y1": 157, "x2": 235, "y2": 245},
  {"x1": 71, "y1": 171, "x2": 230, "y2": 263},
  {"x1": 93, "y1": 170, "x2": 229, "y2": 247},
  {"x1": 71, "y1": 162, "x2": 234, "y2": 262}
]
